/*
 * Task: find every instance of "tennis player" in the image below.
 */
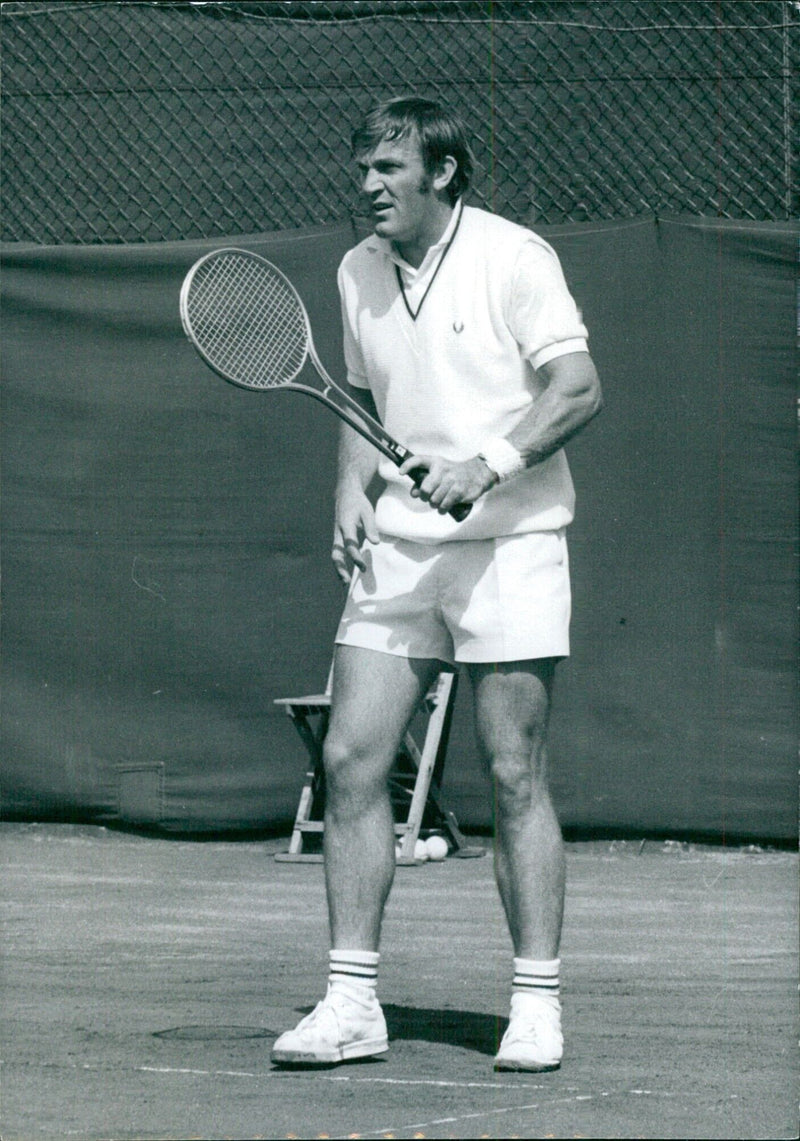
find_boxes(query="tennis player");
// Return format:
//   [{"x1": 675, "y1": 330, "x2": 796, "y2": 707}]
[{"x1": 272, "y1": 95, "x2": 602, "y2": 1071}]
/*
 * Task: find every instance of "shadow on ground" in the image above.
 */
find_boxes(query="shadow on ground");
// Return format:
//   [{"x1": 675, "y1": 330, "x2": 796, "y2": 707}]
[
  {"x1": 279, "y1": 1003, "x2": 504, "y2": 1059},
  {"x1": 385, "y1": 1004, "x2": 505, "y2": 1055}
]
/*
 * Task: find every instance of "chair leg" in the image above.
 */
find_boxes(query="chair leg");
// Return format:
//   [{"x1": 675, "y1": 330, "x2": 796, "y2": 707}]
[
  {"x1": 394, "y1": 672, "x2": 455, "y2": 861},
  {"x1": 274, "y1": 704, "x2": 329, "y2": 862}
]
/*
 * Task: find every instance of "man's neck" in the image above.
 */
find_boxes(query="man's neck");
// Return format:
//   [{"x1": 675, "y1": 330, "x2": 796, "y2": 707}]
[{"x1": 393, "y1": 199, "x2": 456, "y2": 269}]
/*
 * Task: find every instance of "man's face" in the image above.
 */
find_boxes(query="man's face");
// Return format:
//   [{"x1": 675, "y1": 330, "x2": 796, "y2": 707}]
[{"x1": 356, "y1": 133, "x2": 438, "y2": 249}]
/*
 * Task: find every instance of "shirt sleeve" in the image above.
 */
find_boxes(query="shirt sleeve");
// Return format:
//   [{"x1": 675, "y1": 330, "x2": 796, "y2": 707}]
[
  {"x1": 337, "y1": 259, "x2": 370, "y2": 390},
  {"x1": 505, "y1": 238, "x2": 589, "y2": 371}
]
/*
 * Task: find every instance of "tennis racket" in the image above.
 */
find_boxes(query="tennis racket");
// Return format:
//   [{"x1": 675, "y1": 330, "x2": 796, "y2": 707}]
[{"x1": 179, "y1": 247, "x2": 471, "y2": 522}]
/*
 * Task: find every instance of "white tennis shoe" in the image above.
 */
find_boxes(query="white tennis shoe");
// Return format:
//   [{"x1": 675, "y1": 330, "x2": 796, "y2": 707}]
[
  {"x1": 494, "y1": 993, "x2": 563, "y2": 1072},
  {"x1": 271, "y1": 987, "x2": 389, "y2": 1065}
]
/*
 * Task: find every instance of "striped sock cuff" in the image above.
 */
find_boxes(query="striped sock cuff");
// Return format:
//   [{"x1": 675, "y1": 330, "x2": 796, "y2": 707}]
[
  {"x1": 512, "y1": 956, "x2": 560, "y2": 997},
  {"x1": 329, "y1": 949, "x2": 380, "y2": 990}
]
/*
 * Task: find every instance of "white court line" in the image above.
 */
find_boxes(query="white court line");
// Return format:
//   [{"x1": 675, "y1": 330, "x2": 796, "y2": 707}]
[
  {"x1": 133, "y1": 1065, "x2": 672, "y2": 1137},
  {"x1": 138, "y1": 1066, "x2": 259, "y2": 1078},
  {"x1": 135, "y1": 1066, "x2": 667, "y2": 1105},
  {"x1": 136, "y1": 1065, "x2": 552, "y2": 1090},
  {"x1": 360, "y1": 1090, "x2": 661, "y2": 1136},
  {"x1": 360, "y1": 1088, "x2": 665, "y2": 1137},
  {"x1": 321, "y1": 1075, "x2": 552, "y2": 1091}
]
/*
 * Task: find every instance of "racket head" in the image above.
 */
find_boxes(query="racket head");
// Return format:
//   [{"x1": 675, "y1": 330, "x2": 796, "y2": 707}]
[{"x1": 180, "y1": 247, "x2": 311, "y2": 390}]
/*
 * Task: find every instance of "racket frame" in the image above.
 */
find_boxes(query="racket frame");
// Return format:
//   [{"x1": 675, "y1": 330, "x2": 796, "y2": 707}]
[{"x1": 180, "y1": 247, "x2": 470, "y2": 520}]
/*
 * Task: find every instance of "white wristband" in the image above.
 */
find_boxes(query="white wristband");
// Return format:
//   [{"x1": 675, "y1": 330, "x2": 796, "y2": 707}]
[{"x1": 477, "y1": 438, "x2": 526, "y2": 483}]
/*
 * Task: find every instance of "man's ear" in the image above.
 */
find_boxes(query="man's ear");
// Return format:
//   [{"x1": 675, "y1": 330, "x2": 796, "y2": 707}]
[{"x1": 432, "y1": 155, "x2": 458, "y2": 194}]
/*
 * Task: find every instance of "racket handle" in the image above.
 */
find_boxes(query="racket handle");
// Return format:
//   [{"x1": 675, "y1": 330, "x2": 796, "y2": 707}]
[{"x1": 408, "y1": 468, "x2": 472, "y2": 522}]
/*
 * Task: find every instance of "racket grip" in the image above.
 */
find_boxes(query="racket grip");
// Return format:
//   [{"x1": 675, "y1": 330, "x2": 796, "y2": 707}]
[{"x1": 408, "y1": 468, "x2": 472, "y2": 522}]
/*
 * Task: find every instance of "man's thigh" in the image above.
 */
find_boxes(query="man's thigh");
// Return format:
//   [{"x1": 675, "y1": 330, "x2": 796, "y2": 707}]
[
  {"x1": 467, "y1": 659, "x2": 556, "y2": 760},
  {"x1": 327, "y1": 644, "x2": 442, "y2": 769}
]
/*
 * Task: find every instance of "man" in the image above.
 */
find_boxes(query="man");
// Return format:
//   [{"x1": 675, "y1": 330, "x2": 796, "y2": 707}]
[{"x1": 272, "y1": 96, "x2": 602, "y2": 1072}]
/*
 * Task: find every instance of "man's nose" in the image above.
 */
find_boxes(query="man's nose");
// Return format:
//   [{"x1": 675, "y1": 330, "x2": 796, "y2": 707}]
[{"x1": 361, "y1": 168, "x2": 381, "y2": 196}]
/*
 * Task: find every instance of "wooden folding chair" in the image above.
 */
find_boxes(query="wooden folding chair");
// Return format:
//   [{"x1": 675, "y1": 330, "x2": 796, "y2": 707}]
[{"x1": 274, "y1": 668, "x2": 484, "y2": 863}]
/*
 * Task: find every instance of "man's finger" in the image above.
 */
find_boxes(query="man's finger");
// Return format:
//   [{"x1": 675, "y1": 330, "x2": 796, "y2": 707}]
[
  {"x1": 342, "y1": 536, "x2": 368, "y2": 572},
  {"x1": 331, "y1": 557, "x2": 351, "y2": 586},
  {"x1": 397, "y1": 455, "x2": 431, "y2": 479}
]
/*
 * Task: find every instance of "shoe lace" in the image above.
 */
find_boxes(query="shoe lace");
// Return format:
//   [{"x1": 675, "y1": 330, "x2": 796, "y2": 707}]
[
  {"x1": 505, "y1": 1007, "x2": 561, "y2": 1047},
  {"x1": 295, "y1": 999, "x2": 330, "y2": 1031},
  {"x1": 505, "y1": 1017, "x2": 542, "y2": 1044}
]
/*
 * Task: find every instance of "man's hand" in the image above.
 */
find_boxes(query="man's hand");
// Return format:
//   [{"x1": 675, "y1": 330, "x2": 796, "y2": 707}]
[
  {"x1": 397, "y1": 454, "x2": 498, "y2": 515},
  {"x1": 332, "y1": 486, "x2": 379, "y2": 585}
]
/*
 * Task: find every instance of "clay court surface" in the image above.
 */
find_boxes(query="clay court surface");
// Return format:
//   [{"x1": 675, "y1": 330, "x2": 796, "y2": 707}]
[{"x1": 2, "y1": 823, "x2": 797, "y2": 1140}]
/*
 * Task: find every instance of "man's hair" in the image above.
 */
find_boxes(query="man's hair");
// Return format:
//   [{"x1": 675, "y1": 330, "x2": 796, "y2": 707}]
[{"x1": 351, "y1": 96, "x2": 474, "y2": 205}]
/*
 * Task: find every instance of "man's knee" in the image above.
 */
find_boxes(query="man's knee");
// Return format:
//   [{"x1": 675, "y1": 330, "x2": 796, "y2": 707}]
[
  {"x1": 323, "y1": 732, "x2": 361, "y2": 785},
  {"x1": 490, "y1": 746, "x2": 550, "y2": 819},
  {"x1": 322, "y1": 732, "x2": 389, "y2": 809}
]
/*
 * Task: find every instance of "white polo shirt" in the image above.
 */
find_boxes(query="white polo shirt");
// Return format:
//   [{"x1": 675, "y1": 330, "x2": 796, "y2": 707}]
[{"x1": 337, "y1": 203, "x2": 589, "y2": 542}]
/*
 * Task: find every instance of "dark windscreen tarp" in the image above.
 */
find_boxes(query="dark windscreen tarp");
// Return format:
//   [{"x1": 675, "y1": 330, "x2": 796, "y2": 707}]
[{"x1": 2, "y1": 216, "x2": 797, "y2": 841}]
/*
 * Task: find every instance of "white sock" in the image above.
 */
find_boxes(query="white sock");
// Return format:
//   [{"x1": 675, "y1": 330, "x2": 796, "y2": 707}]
[
  {"x1": 512, "y1": 956, "x2": 561, "y2": 1011},
  {"x1": 328, "y1": 949, "x2": 379, "y2": 1006}
]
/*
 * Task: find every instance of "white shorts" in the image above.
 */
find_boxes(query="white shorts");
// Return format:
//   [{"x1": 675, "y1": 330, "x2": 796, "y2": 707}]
[{"x1": 335, "y1": 531, "x2": 571, "y2": 665}]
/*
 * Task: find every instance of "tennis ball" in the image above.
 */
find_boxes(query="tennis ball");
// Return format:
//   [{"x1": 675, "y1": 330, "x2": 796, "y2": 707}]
[
  {"x1": 425, "y1": 835, "x2": 449, "y2": 861},
  {"x1": 413, "y1": 839, "x2": 429, "y2": 861}
]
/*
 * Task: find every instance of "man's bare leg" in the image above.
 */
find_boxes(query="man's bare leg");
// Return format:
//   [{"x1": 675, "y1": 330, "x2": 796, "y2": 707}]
[
  {"x1": 469, "y1": 658, "x2": 564, "y2": 958},
  {"x1": 271, "y1": 646, "x2": 440, "y2": 1065},
  {"x1": 469, "y1": 658, "x2": 565, "y2": 1072},
  {"x1": 323, "y1": 645, "x2": 441, "y2": 951}
]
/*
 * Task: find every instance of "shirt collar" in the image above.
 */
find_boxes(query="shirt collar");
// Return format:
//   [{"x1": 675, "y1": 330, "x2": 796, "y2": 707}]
[{"x1": 365, "y1": 199, "x2": 464, "y2": 270}]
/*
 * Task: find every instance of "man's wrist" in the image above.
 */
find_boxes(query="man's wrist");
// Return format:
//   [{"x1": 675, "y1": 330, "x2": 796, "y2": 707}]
[
  {"x1": 477, "y1": 438, "x2": 526, "y2": 483},
  {"x1": 336, "y1": 470, "x2": 370, "y2": 496}
]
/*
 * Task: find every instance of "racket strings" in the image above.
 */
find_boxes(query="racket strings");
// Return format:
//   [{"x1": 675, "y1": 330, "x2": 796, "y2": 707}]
[{"x1": 187, "y1": 253, "x2": 308, "y2": 388}]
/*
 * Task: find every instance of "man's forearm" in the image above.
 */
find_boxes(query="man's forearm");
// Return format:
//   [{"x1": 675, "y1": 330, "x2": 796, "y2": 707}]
[
  {"x1": 337, "y1": 420, "x2": 382, "y2": 496},
  {"x1": 336, "y1": 383, "x2": 384, "y2": 498},
  {"x1": 506, "y1": 352, "x2": 603, "y2": 468}
]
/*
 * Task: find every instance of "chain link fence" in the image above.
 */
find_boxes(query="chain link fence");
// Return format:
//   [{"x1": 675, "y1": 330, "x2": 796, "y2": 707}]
[{"x1": 2, "y1": 0, "x2": 796, "y2": 244}]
